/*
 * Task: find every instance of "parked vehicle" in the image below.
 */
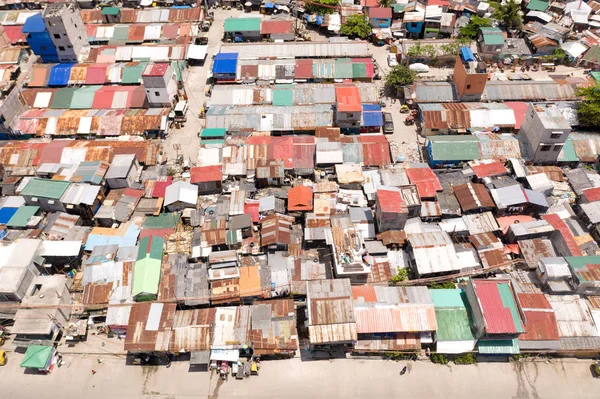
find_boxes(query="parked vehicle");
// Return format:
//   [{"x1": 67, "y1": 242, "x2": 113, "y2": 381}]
[
  {"x1": 383, "y1": 112, "x2": 394, "y2": 134},
  {"x1": 388, "y1": 53, "x2": 398, "y2": 67},
  {"x1": 219, "y1": 361, "x2": 229, "y2": 380},
  {"x1": 591, "y1": 362, "x2": 600, "y2": 378},
  {"x1": 0, "y1": 350, "x2": 5, "y2": 366},
  {"x1": 404, "y1": 115, "x2": 415, "y2": 125}
]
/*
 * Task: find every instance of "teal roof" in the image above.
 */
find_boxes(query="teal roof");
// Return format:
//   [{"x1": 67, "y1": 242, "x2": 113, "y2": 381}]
[
  {"x1": 224, "y1": 18, "x2": 261, "y2": 33},
  {"x1": 564, "y1": 256, "x2": 600, "y2": 283},
  {"x1": 51, "y1": 87, "x2": 76, "y2": 109},
  {"x1": 70, "y1": 86, "x2": 100, "y2": 109},
  {"x1": 498, "y1": 283, "x2": 526, "y2": 334},
  {"x1": 273, "y1": 85, "x2": 294, "y2": 106},
  {"x1": 557, "y1": 138, "x2": 579, "y2": 162},
  {"x1": 122, "y1": 62, "x2": 148, "y2": 84},
  {"x1": 480, "y1": 27, "x2": 505, "y2": 45},
  {"x1": 392, "y1": 3, "x2": 405, "y2": 12},
  {"x1": 352, "y1": 62, "x2": 367, "y2": 78},
  {"x1": 200, "y1": 128, "x2": 226, "y2": 138},
  {"x1": 142, "y1": 213, "x2": 181, "y2": 229},
  {"x1": 431, "y1": 289, "x2": 476, "y2": 342},
  {"x1": 334, "y1": 58, "x2": 353, "y2": 79},
  {"x1": 21, "y1": 178, "x2": 71, "y2": 199},
  {"x1": 101, "y1": 6, "x2": 120, "y2": 15},
  {"x1": 429, "y1": 135, "x2": 481, "y2": 161},
  {"x1": 478, "y1": 338, "x2": 520, "y2": 354},
  {"x1": 20, "y1": 345, "x2": 54, "y2": 368},
  {"x1": 7, "y1": 206, "x2": 39, "y2": 227},
  {"x1": 583, "y1": 46, "x2": 600, "y2": 64},
  {"x1": 591, "y1": 71, "x2": 600, "y2": 85},
  {"x1": 430, "y1": 289, "x2": 466, "y2": 308},
  {"x1": 526, "y1": 0, "x2": 549, "y2": 11},
  {"x1": 111, "y1": 25, "x2": 130, "y2": 43}
]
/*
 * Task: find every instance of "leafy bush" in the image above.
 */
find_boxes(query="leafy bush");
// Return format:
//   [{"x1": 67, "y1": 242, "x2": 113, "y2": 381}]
[
  {"x1": 454, "y1": 353, "x2": 477, "y2": 365},
  {"x1": 390, "y1": 268, "x2": 409, "y2": 284},
  {"x1": 428, "y1": 281, "x2": 456, "y2": 289},
  {"x1": 385, "y1": 65, "x2": 416, "y2": 89},
  {"x1": 431, "y1": 353, "x2": 449, "y2": 364}
]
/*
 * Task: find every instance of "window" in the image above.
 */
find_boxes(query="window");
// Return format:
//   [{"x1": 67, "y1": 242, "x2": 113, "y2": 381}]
[
  {"x1": 48, "y1": 200, "x2": 55, "y2": 205},
  {"x1": 53, "y1": 34, "x2": 61, "y2": 39},
  {"x1": 155, "y1": 91, "x2": 160, "y2": 96},
  {"x1": 74, "y1": 24, "x2": 78, "y2": 28},
  {"x1": 550, "y1": 132, "x2": 562, "y2": 139},
  {"x1": 58, "y1": 46, "x2": 65, "y2": 51},
  {"x1": 540, "y1": 145, "x2": 551, "y2": 152},
  {"x1": 466, "y1": 84, "x2": 471, "y2": 89},
  {"x1": 31, "y1": 284, "x2": 42, "y2": 296},
  {"x1": 553, "y1": 144, "x2": 563, "y2": 152},
  {"x1": 346, "y1": 113, "x2": 354, "y2": 118}
]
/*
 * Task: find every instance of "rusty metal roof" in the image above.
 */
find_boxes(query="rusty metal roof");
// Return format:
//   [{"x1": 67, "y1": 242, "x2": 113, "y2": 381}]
[
  {"x1": 250, "y1": 299, "x2": 298, "y2": 355},
  {"x1": 260, "y1": 213, "x2": 295, "y2": 246},
  {"x1": 453, "y1": 182, "x2": 495, "y2": 212},
  {"x1": 124, "y1": 302, "x2": 176, "y2": 352},
  {"x1": 170, "y1": 308, "x2": 216, "y2": 352}
]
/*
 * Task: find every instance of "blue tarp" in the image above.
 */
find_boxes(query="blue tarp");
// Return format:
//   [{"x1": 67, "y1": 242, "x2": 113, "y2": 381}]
[
  {"x1": 460, "y1": 46, "x2": 475, "y2": 62},
  {"x1": 263, "y1": 3, "x2": 274, "y2": 8},
  {"x1": 48, "y1": 63, "x2": 75, "y2": 86},
  {"x1": 316, "y1": 15, "x2": 325, "y2": 25},
  {"x1": 212, "y1": 53, "x2": 238, "y2": 74},
  {"x1": 22, "y1": 13, "x2": 45, "y2": 34},
  {"x1": 362, "y1": 104, "x2": 383, "y2": 127},
  {"x1": 0, "y1": 207, "x2": 18, "y2": 224}
]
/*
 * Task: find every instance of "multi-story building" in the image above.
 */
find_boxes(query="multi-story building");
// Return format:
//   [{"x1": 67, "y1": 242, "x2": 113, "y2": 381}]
[
  {"x1": 42, "y1": 3, "x2": 88, "y2": 62},
  {"x1": 142, "y1": 63, "x2": 178, "y2": 107},
  {"x1": 520, "y1": 103, "x2": 571, "y2": 164}
]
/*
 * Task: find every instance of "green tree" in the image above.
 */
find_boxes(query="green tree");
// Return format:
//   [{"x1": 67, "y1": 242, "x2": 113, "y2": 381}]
[
  {"x1": 440, "y1": 42, "x2": 461, "y2": 56},
  {"x1": 339, "y1": 14, "x2": 371, "y2": 39},
  {"x1": 493, "y1": 0, "x2": 522, "y2": 30},
  {"x1": 577, "y1": 84, "x2": 600, "y2": 127},
  {"x1": 390, "y1": 267, "x2": 409, "y2": 284},
  {"x1": 431, "y1": 353, "x2": 449, "y2": 364},
  {"x1": 407, "y1": 42, "x2": 423, "y2": 57},
  {"x1": 385, "y1": 65, "x2": 417, "y2": 90},
  {"x1": 458, "y1": 16, "x2": 492, "y2": 40},
  {"x1": 305, "y1": 0, "x2": 339, "y2": 15},
  {"x1": 454, "y1": 353, "x2": 477, "y2": 365}
]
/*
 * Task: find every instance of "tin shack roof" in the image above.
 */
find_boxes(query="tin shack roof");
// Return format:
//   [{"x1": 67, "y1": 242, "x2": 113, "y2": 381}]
[{"x1": 124, "y1": 302, "x2": 176, "y2": 352}]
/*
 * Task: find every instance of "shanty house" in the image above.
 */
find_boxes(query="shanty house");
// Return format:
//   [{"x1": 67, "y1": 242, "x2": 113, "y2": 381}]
[
  {"x1": 489, "y1": 185, "x2": 549, "y2": 216},
  {"x1": 21, "y1": 178, "x2": 71, "y2": 213},
  {"x1": 250, "y1": 299, "x2": 299, "y2": 356},
  {"x1": 368, "y1": 7, "x2": 393, "y2": 28},
  {"x1": 105, "y1": 154, "x2": 141, "y2": 189},
  {"x1": 430, "y1": 289, "x2": 477, "y2": 354},
  {"x1": 306, "y1": 279, "x2": 357, "y2": 347},
  {"x1": 190, "y1": 165, "x2": 222, "y2": 194},
  {"x1": 124, "y1": 302, "x2": 176, "y2": 353},
  {"x1": 164, "y1": 180, "x2": 198, "y2": 211},
  {"x1": 375, "y1": 189, "x2": 409, "y2": 232},
  {"x1": 60, "y1": 183, "x2": 103, "y2": 220},
  {"x1": 407, "y1": 231, "x2": 464, "y2": 278},
  {"x1": 478, "y1": 27, "x2": 505, "y2": 54},
  {"x1": 169, "y1": 308, "x2": 215, "y2": 367},
  {"x1": 132, "y1": 236, "x2": 164, "y2": 302},
  {"x1": 517, "y1": 293, "x2": 560, "y2": 351},
  {"x1": 0, "y1": 239, "x2": 41, "y2": 319},
  {"x1": 335, "y1": 86, "x2": 362, "y2": 130},
  {"x1": 223, "y1": 18, "x2": 262, "y2": 41},
  {"x1": 564, "y1": 256, "x2": 600, "y2": 296}
]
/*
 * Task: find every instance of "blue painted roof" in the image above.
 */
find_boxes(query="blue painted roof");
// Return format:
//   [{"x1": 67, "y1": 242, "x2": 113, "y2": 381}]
[
  {"x1": 212, "y1": 53, "x2": 238, "y2": 74},
  {"x1": 84, "y1": 223, "x2": 141, "y2": 251},
  {"x1": 362, "y1": 104, "x2": 383, "y2": 127},
  {"x1": 460, "y1": 46, "x2": 475, "y2": 62},
  {"x1": 0, "y1": 207, "x2": 18, "y2": 224},
  {"x1": 22, "y1": 13, "x2": 46, "y2": 34},
  {"x1": 48, "y1": 63, "x2": 75, "y2": 86}
]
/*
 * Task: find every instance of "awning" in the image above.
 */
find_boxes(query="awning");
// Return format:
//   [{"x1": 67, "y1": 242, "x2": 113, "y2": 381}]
[
  {"x1": 210, "y1": 349, "x2": 240, "y2": 362},
  {"x1": 187, "y1": 45, "x2": 208, "y2": 60},
  {"x1": 478, "y1": 338, "x2": 520, "y2": 355},
  {"x1": 263, "y1": 3, "x2": 275, "y2": 8},
  {"x1": 20, "y1": 345, "x2": 54, "y2": 369},
  {"x1": 190, "y1": 351, "x2": 210, "y2": 365}
]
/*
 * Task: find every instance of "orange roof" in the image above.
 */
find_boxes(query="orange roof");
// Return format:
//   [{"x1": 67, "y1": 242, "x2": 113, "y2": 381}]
[
  {"x1": 288, "y1": 185, "x2": 313, "y2": 211},
  {"x1": 239, "y1": 265, "x2": 262, "y2": 297},
  {"x1": 496, "y1": 215, "x2": 536, "y2": 234},
  {"x1": 336, "y1": 85, "x2": 362, "y2": 112}
]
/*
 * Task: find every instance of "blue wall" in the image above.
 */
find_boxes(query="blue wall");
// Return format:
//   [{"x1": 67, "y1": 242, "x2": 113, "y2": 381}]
[
  {"x1": 371, "y1": 18, "x2": 391, "y2": 29},
  {"x1": 406, "y1": 22, "x2": 424, "y2": 34},
  {"x1": 27, "y1": 32, "x2": 59, "y2": 63}
]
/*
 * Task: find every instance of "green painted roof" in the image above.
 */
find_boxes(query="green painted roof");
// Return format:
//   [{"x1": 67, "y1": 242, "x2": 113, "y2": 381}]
[
  {"x1": 334, "y1": 58, "x2": 353, "y2": 79},
  {"x1": 21, "y1": 178, "x2": 71, "y2": 199},
  {"x1": 171, "y1": 60, "x2": 185, "y2": 82},
  {"x1": 478, "y1": 338, "x2": 520, "y2": 354},
  {"x1": 51, "y1": 87, "x2": 76, "y2": 109},
  {"x1": 557, "y1": 138, "x2": 579, "y2": 162},
  {"x1": 132, "y1": 236, "x2": 164, "y2": 299},
  {"x1": 352, "y1": 62, "x2": 367, "y2": 78},
  {"x1": 392, "y1": 3, "x2": 405, "y2": 12},
  {"x1": 430, "y1": 289, "x2": 465, "y2": 308},
  {"x1": 20, "y1": 345, "x2": 53, "y2": 368},
  {"x1": 273, "y1": 87, "x2": 294, "y2": 106},
  {"x1": 7, "y1": 206, "x2": 39, "y2": 227},
  {"x1": 526, "y1": 0, "x2": 549, "y2": 11},
  {"x1": 565, "y1": 256, "x2": 600, "y2": 283},
  {"x1": 101, "y1": 6, "x2": 120, "y2": 15},
  {"x1": 429, "y1": 135, "x2": 481, "y2": 161},
  {"x1": 591, "y1": 71, "x2": 600, "y2": 85},
  {"x1": 70, "y1": 86, "x2": 100, "y2": 109},
  {"x1": 583, "y1": 46, "x2": 600, "y2": 64},
  {"x1": 200, "y1": 128, "x2": 227, "y2": 138},
  {"x1": 201, "y1": 139, "x2": 225, "y2": 145},
  {"x1": 480, "y1": 27, "x2": 505, "y2": 45},
  {"x1": 111, "y1": 25, "x2": 130, "y2": 43},
  {"x1": 224, "y1": 18, "x2": 261, "y2": 33},
  {"x1": 122, "y1": 62, "x2": 148, "y2": 84},
  {"x1": 142, "y1": 213, "x2": 181, "y2": 229},
  {"x1": 435, "y1": 308, "x2": 476, "y2": 342},
  {"x1": 498, "y1": 283, "x2": 525, "y2": 333}
]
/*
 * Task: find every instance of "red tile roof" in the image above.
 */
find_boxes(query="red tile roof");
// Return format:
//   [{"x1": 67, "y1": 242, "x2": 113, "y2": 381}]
[
  {"x1": 288, "y1": 185, "x2": 313, "y2": 211},
  {"x1": 336, "y1": 85, "x2": 362, "y2": 112},
  {"x1": 377, "y1": 189, "x2": 404, "y2": 213},
  {"x1": 406, "y1": 167, "x2": 442, "y2": 199},
  {"x1": 151, "y1": 176, "x2": 173, "y2": 198},
  {"x1": 473, "y1": 280, "x2": 522, "y2": 335},
  {"x1": 541, "y1": 213, "x2": 582, "y2": 256},
  {"x1": 190, "y1": 165, "x2": 222, "y2": 184},
  {"x1": 358, "y1": 135, "x2": 391, "y2": 166},
  {"x1": 469, "y1": 160, "x2": 508, "y2": 178},
  {"x1": 583, "y1": 187, "x2": 600, "y2": 203},
  {"x1": 517, "y1": 293, "x2": 560, "y2": 342}
]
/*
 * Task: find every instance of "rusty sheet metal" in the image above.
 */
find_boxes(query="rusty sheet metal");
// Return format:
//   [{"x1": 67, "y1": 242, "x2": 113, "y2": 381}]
[
  {"x1": 211, "y1": 278, "x2": 240, "y2": 304},
  {"x1": 256, "y1": 159, "x2": 284, "y2": 179},
  {"x1": 80, "y1": 9, "x2": 103, "y2": 24},
  {"x1": 354, "y1": 304, "x2": 437, "y2": 333},
  {"x1": 82, "y1": 281, "x2": 113, "y2": 305},
  {"x1": 478, "y1": 248, "x2": 509, "y2": 269},
  {"x1": 420, "y1": 201, "x2": 441, "y2": 218},
  {"x1": 292, "y1": 136, "x2": 316, "y2": 170},
  {"x1": 358, "y1": 135, "x2": 391, "y2": 167},
  {"x1": 518, "y1": 238, "x2": 556, "y2": 269},
  {"x1": 421, "y1": 106, "x2": 470, "y2": 129},
  {"x1": 0, "y1": 141, "x2": 47, "y2": 167},
  {"x1": 201, "y1": 218, "x2": 227, "y2": 247},
  {"x1": 377, "y1": 230, "x2": 407, "y2": 246},
  {"x1": 260, "y1": 213, "x2": 294, "y2": 246},
  {"x1": 367, "y1": 258, "x2": 393, "y2": 284},
  {"x1": 469, "y1": 232, "x2": 501, "y2": 249},
  {"x1": 124, "y1": 302, "x2": 176, "y2": 352},
  {"x1": 516, "y1": 293, "x2": 560, "y2": 342},
  {"x1": 526, "y1": 165, "x2": 564, "y2": 181},
  {"x1": 354, "y1": 333, "x2": 420, "y2": 352},
  {"x1": 571, "y1": 137, "x2": 600, "y2": 163},
  {"x1": 453, "y1": 182, "x2": 495, "y2": 212},
  {"x1": 250, "y1": 299, "x2": 298, "y2": 355},
  {"x1": 170, "y1": 308, "x2": 216, "y2": 352}
]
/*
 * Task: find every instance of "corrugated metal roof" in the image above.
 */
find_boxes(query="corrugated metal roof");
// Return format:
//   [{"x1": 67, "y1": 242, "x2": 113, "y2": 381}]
[
  {"x1": 518, "y1": 293, "x2": 560, "y2": 342},
  {"x1": 547, "y1": 294, "x2": 600, "y2": 338},
  {"x1": 124, "y1": 302, "x2": 176, "y2": 352},
  {"x1": 406, "y1": 166, "x2": 442, "y2": 199},
  {"x1": 428, "y1": 135, "x2": 480, "y2": 161},
  {"x1": 219, "y1": 41, "x2": 370, "y2": 58},
  {"x1": 472, "y1": 279, "x2": 525, "y2": 335}
]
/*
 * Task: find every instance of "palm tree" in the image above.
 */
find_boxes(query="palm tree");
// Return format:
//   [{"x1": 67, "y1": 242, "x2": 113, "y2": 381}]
[{"x1": 494, "y1": 0, "x2": 522, "y2": 31}]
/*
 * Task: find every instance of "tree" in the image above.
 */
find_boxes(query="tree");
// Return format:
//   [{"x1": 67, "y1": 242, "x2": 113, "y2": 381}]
[
  {"x1": 577, "y1": 84, "x2": 600, "y2": 127},
  {"x1": 493, "y1": 0, "x2": 522, "y2": 30},
  {"x1": 385, "y1": 65, "x2": 417, "y2": 90},
  {"x1": 339, "y1": 14, "x2": 371, "y2": 39},
  {"x1": 440, "y1": 42, "x2": 461, "y2": 56},
  {"x1": 458, "y1": 16, "x2": 492, "y2": 40},
  {"x1": 407, "y1": 42, "x2": 423, "y2": 57},
  {"x1": 305, "y1": 0, "x2": 339, "y2": 15},
  {"x1": 390, "y1": 267, "x2": 409, "y2": 284},
  {"x1": 423, "y1": 44, "x2": 437, "y2": 58}
]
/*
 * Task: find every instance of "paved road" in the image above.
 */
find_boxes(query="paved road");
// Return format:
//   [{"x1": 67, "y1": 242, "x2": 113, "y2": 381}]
[{"x1": 2, "y1": 350, "x2": 599, "y2": 399}]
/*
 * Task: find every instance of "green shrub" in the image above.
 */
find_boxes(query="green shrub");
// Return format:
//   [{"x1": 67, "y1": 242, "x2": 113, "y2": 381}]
[
  {"x1": 428, "y1": 281, "x2": 456, "y2": 289},
  {"x1": 431, "y1": 353, "x2": 449, "y2": 364},
  {"x1": 454, "y1": 353, "x2": 476, "y2": 365}
]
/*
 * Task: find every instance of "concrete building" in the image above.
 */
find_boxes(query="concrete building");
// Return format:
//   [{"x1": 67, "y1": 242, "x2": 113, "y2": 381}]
[
  {"x1": 42, "y1": 4, "x2": 88, "y2": 62},
  {"x1": 520, "y1": 103, "x2": 571, "y2": 164},
  {"x1": 23, "y1": 13, "x2": 60, "y2": 63},
  {"x1": 335, "y1": 86, "x2": 362, "y2": 130},
  {"x1": 142, "y1": 63, "x2": 178, "y2": 107},
  {"x1": 453, "y1": 48, "x2": 487, "y2": 102}
]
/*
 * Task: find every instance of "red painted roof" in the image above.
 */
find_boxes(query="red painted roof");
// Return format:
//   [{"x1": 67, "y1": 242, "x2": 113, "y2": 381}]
[
  {"x1": 361, "y1": 0, "x2": 379, "y2": 6},
  {"x1": 295, "y1": 59, "x2": 313, "y2": 79},
  {"x1": 336, "y1": 85, "x2": 362, "y2": 112},
  {"x1": 244, "y1": 201, "x2": 260, "y2": 223},
  {"x1": 505, "y1": 102, "x2": 528, "y2": 130},
  {"x1": 470, "y1": 160, "x2": 508, "y2": 178},
  {"x1": 3, "y1": 25, "x2": 26, "y2": 44},
  {"x1": 358, "y1": 135, "x2": 391, "y2": 166},
  {"x1": 473, "y1": 280, "x2": 520, "y2": 335},
  {"x1": 142, "y1": 63, "x2": 169, "y2": 77},
  {"x1": 496, "y1": 215, "x2": 536, "y2": 234},
  {"x1": 270, "y1": 136, "x2": 294, "y2": 169},
  {"x1": 377, "y1": 189, "x2": 404, "y2": 213},
  {"x1": 246, "y1": 136, "x2": 272, "y2": 145},
  {"x1": 139, "y1": 228, "x2": 174, "y2": 241},
  {"x1": 517, "y1": 293, "x2": 560, "y2": 342},
  {"x1": 38, "y1": 139, "x2": 74, "y2": 164},
  {"x1": 190, "y1": 165, "x2": 222, "y2": 183},
  {"x1": 85, "y1": 64, "x2": 109, "y2": 85},
  {"x1": 260, "y1": 20, "x2": 294, "y2": 35},
  {"x1": 292, "y1": 136, "x2": 316, "y2": 170},
  {"x1": 288, "y1": 185, "x2": 313, "y2": 211},
  {"x1": 406, "y1": 167, "x2": 442, "y2": 199},
  {"x1": 352, "y1": 285, "x2": 378, "y2": 302},
  {"x1": 368, "y1": 7, "x2": 392, "y2": 18},
  {"x1": 541, "y1": 213, "x2": 582, "y2": 256},
  {"x1": 123, "y1": 188, "x2": 145, "y2": 199},
  {"x1": 427, "y1": 0, "x2": 449, "y2": 6},
  {"x1": 151, "y1": 176, "x2": 173, "y2": 198},
  {"x1": 583, "y1": 187, "x2": 600, "y2": 203}
]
